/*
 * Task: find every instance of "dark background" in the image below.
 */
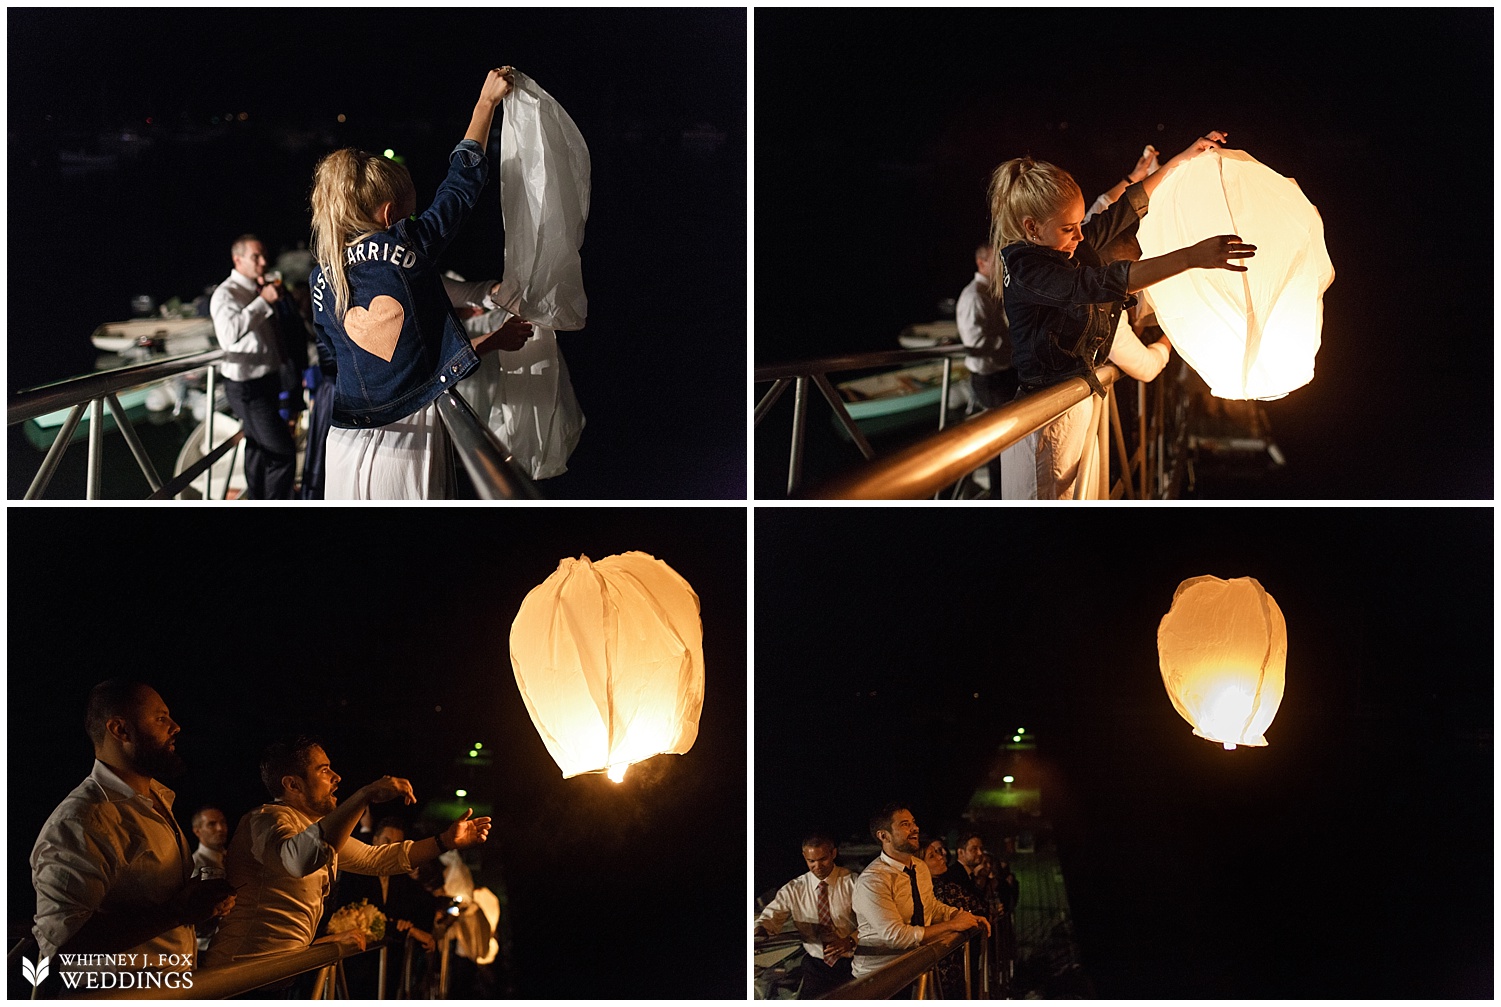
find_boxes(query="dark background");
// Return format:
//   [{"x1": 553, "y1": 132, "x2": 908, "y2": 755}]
[
  {"x1": 755, "y1": 506, "x2": 1492, "y2": 998},
  {"x1": 9, "y1": 9, "x2": 747, "y2": 499},
  {"x1": 8, "y1": 507, "x2": 747, "y2": 998},
  {"x1": 754, "y1": 10, "x2": 1494, "y2": 499}
]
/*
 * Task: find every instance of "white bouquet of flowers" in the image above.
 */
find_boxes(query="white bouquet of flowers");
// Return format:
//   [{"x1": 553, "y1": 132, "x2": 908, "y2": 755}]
[{"x1": 326, "y1": 899, "x2": 387, "y2": 942}]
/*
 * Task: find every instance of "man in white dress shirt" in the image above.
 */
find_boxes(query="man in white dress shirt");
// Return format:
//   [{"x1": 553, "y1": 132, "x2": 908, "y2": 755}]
[
  {"x1": 755, "y1": 834, "x2": 859, "y2": 996},
  {"x1": 851, "y1": 804, "x2": 989, "y2": 981},
  {"x1": 210, "y1": 234, "x2": 297, "y2": 499},
  {"x1": 204, "y1": 738, "x2": 491, "y2": 973},
  {"x1": 190, "y1": 807, "x2": 229, "y2": 875},
  {"x1": 30, "y1": 681, "x2": 236, "y2": 975}
]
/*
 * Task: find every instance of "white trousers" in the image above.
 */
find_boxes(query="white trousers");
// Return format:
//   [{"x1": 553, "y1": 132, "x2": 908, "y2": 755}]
[
  {"x1": 324, "y1": 401, "x2": 452, "y2": 500},
  {"x1": 999, "y1": 395, "x2": 1106, "y2": 500}
]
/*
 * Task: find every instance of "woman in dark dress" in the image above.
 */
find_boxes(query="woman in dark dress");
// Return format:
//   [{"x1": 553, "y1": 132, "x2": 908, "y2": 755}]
[{"x1": 922, "y1": 837, "x2": 988, "y2": 999}]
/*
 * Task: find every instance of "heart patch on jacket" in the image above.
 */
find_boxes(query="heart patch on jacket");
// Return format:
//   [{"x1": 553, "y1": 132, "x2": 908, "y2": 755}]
[{"x1": 344, "y1": 296, "x2": 404, "y2": 362}]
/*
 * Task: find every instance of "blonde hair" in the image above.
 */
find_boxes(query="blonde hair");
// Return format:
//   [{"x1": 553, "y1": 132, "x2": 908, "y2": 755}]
[
  {"x1": 309, "y1": 148, "x2": 416, "y2": 318},
  {"x1": 987, "y1": 157, "x2": 1083, "y2": 261}
]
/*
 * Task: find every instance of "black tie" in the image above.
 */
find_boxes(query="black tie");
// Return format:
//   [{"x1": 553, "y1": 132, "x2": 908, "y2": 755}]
[{"x1": 904, "y1": 865, "x2": 924, "y2": 926}]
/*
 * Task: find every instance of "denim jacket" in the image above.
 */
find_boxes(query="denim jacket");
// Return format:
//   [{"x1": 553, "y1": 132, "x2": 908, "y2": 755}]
[
  {"x1": 310, "y1": 140, "x2": 487, "y2": 428},
  {"x1": 998, "y1": 181, "x2": 1149, "y2": 395}
]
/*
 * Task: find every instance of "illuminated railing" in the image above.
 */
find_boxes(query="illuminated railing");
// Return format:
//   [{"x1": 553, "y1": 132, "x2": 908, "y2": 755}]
[
  {"x1": 816, "y1": 924, "x2": 989, "y2": 1001},
  {"x1": 65, "y1": 938, "x2": 440, "y2": 1000},
  {"x1": 755, "y1": 347, "x2": 968, "y2": 496},
  {"x1": 432, "y1": 390, "x2": 542, "y2": 500},
  {"x1": 758, "y1": 348, "x2": 1181, "y2": 500}
]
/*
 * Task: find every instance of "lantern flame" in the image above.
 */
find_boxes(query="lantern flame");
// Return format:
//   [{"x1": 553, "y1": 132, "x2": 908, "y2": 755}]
[
  {"x1": 1158, "y1": 576, "x2": 1286, "y2": 749},
  {"x1": 606, "y1": 764, "x2": 628, "y2": 783}
]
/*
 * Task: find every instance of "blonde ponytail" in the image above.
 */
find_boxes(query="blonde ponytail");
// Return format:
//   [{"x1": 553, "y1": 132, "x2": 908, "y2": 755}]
[
  {"x1": 987, "y1": 157, "x2": 1083, "y2": 264},
  {"x1": 309, "y1": 148, "x2": 416, "y2": 318}
]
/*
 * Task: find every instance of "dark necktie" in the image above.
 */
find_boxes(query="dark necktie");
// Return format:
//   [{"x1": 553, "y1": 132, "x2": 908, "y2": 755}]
[
  {"x1": 904, "y1": 865, "x2": 924, "y2": 926},
  {"x1": 817, "y1": 880, "x2": 836, "y2": 958}
]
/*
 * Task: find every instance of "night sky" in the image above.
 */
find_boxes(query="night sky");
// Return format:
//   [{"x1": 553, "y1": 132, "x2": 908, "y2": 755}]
[
  {"x1": 756, "y1": 506, "x2": 1492, "y2": 998},
  {"x1": 755, "y1": 9, "x2": 1493, "y2": 499},
  {"x1": 7, "y1": 507, "x2": 747, "y2": 998},
  {"x1": 8, "y1": 9, "x2": 747, "y2": 499}
]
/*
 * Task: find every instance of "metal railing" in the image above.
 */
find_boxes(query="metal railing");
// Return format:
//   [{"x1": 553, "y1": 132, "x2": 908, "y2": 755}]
[
  {"x1": 44, "y1": 937, "x2": 444, "y2": 1000},
  {"x1": 9, "y1": 352, "x2": 541, "y2": 501},
  {"x1": 755, "y1": 346, "x2": 968, "y2": 496},
  {"x1": 813, "y1": 364, "x2": 1121, "y2": 500},
  {"x1": 762, "y1": 352, "x2": 1180, "y2": 500},
  {"x1": 817, "y1": 924, "x2": 989, "y2": 1000},
  {"x1": 433, "y1": 390, "x2": 541, "y2": 500},
  {"x1": 9, "y1": 349, "x2": 234, "y2": 501},
  {"x1": 91, "y1": 941, "x2": 353, "y2": 1000}
]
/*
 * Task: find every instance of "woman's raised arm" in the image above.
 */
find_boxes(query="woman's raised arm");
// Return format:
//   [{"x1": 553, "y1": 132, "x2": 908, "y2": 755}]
[{"x1": 464, "y1": 66, "x2": 515, "y2": 146}]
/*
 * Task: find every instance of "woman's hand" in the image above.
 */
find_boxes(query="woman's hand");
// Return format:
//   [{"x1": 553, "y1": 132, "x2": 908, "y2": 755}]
[
  {"x1": 471, "y1": 316, "x2": 533, "y2": 355},
  {"x1": 1187, "y1": 234, "x2": 1256, "y2": 272},
  {"x1": 479, "y1": 66, "x2": 515, "y2": 107},
  {"x1": 1174, "y1": 129, "x2": 1227, "y2": 163},
  {"x1": 1142, "y1": 132, "x2": 1226, "y2": 197},
  {"x1": 1154, "y1": 131, "x2": 1228, "y2": 181}
]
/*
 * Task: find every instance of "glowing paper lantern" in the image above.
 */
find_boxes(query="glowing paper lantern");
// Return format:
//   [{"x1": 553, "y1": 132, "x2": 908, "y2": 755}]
[
  {"x1": 510, "y1": 552, "x2": 704, "y2": 781},
  {"x1": 1137, "y1": 149, "x2": 1334, "y2": 400},
  {"x1": 1157, "y1": 576, "x2": 1287, "y2": 750}
]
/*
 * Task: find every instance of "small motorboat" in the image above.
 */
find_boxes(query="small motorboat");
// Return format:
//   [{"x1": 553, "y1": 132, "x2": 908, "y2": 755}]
[
  {"x1": 833, "y1": 359, "x2": 971, "y2": 439},
  {"x1": 90, "y1": 316, "x2": 216, "y2": 354},
  {"x1": 897, "y1": 319, "x2": 960, "y2": 349},
  {"x1": 22, "y1": 386, "x2": 158, "y2": 451}
]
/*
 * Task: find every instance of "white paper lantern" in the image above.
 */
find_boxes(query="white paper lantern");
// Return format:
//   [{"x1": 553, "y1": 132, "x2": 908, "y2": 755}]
[
  {"x1": 1137, "y1": 149, "x2": 1334, "y2": 400},
  {"x1": 510, "y1": 552, "x2": 705, "y2": 781},
  {"x1": 1157, "y1": 576, "x2": 1287, "y2": 750}
]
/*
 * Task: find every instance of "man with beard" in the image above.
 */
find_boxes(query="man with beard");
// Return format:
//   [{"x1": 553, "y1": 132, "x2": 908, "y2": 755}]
[
  {"x1": 30, "y1": 680, "x2": 236, "y2": 966},
  {"x1": 952, "y1": 832, "x2": 986, "y2": 902},
  {"x1": 754, "y1": 833, "x2": 859, "y2": 997},
  {"x1": 851, "y1": 804, "x2": 988, "y2": 981},
  {"x1": 204, "y1": 737, "x2": 491, "y2": 970}
]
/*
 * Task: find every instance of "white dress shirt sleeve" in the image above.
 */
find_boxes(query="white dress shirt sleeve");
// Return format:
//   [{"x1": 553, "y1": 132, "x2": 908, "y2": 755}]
[
  {"x1": 210, "y1": 282, "x2": 274, "y2": 354},
  {"x1": 926, "y1": 892, "x2": 960, "y2": 925},
  {"x1": 249, "y1": 808, "x2": 333, "y2": 878},
  {"x1": 1107, "y1": 314, "x2": 1170, "y2": 382},
  {"x1": 338, "y1": 837, "x2": 415, "y2": 876},
  {"x1": 31, "y1": 806, "x2": 120, "y2": 957},
  {"x1": 754, "y1": 879, "x2": 796, "y2": 934},
  {"x1": 854, "y1": 868, "x2": 924, "y2": 949}
]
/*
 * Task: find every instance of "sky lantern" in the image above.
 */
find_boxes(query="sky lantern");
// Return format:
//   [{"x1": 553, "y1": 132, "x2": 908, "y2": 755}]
[
  {"x1": 1157, "y1": 576, "x2": 1287, "y2": 750},
  {"x1": 1137, "y1": 148, "x2": 1334, "y2": 400},
  {"x1": 510, "y1": 552, "x2": 705, "y2": 782}
]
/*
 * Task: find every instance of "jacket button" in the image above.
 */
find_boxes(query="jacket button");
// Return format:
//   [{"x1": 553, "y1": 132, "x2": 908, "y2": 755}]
[
  {"x1": 451, "y1": 364, "x2": 459, "y2": 374},
  {"x1": 439, "y1": 375, "x2": 446, "y2": 383}
]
